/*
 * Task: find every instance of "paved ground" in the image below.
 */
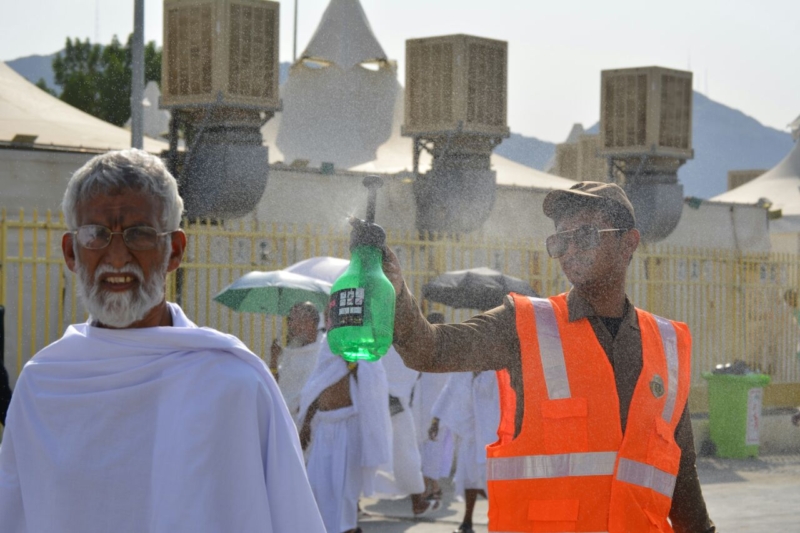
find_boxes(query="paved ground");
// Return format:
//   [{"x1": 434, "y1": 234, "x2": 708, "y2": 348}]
[
  {"x1": 358, "y1": 454, "x2": 800, "y2": 532},
  {"x1": 699, "y1": 454, "x2": 800, "y2": 532}
]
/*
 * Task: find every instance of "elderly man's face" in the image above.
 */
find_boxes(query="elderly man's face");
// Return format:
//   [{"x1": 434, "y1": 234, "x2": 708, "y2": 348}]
[{"x1": 61, "y1": 190, "x2": 185, "y2": 328}]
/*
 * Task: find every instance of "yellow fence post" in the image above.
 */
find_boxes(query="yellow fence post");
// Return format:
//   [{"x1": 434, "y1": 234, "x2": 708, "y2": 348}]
[
  {"x1": 16, "y1": 209, "x2": 24, "y2": 375},
  {"x1": 30, "y1": 209, "x2": 38, "y2": 361}
]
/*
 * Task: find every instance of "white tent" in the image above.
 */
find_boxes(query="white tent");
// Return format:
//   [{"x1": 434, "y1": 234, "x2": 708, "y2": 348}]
[
  {"x1": 301, "y1": 0, "x2": 387, "y2": 69},
  {"x1": 790, "y1": 114, "x2": 800, "y2": 141},
  {"x1": 264, "y1": 0, "x2": 571, "y2": 191},
  {"x1": 0, "y1": 61, "x2": 167, "y2": 153},
  {"x1": 712, "y1": 140, "x2": 800, "y2": 231},
  {"x1": 349, "y1": 119, "x2": 575, "y2": 190},
  {"x1": 124, "y1": 81, "x2": 171, "y2": 141},
  {"x1": 268, "y1": 0, "x2": 398, "y2": 169}
]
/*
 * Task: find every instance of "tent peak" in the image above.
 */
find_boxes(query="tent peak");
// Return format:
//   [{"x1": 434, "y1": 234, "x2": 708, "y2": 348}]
[
  {"x1": 300, "y1": 0, "x2": 387, "y2": 70},
  {"x1": 790, "y1": 114, "x2": 800, "y2": 141},
  {"x1": 564, "y1": 123, "x2": 585, "y2": 144}
]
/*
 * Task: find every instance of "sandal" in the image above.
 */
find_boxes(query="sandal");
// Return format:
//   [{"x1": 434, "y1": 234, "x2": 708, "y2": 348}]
[
  {"x1": 426, "y1": 488, "x2": 443, "y2": 501},
  {"x1": 412, "y1": 498, "x2": 436, "y2": 517},
  {"x1": 453, "y1": 525, "x2": 475, "y2": 533}
]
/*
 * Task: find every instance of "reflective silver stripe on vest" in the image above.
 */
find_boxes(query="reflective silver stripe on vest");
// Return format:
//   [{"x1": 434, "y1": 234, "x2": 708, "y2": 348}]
[
  {"x1": 530, "y1": 297, "x2": 571, "y2": 400},
  {"x1": 487, "y1": 451, "x2": 617, "y2": 481},
  {"x1": 653, "y1": 315, "x2": 679, "y2": 423},
  {"x1": 616, "y1": 458, "x2": 677, "y2": 498}
]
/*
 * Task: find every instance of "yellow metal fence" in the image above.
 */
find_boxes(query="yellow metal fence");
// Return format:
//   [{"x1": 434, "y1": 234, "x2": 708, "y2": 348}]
[{"x1": 2, "y1": 210, "x2": 800, "y2": 408}]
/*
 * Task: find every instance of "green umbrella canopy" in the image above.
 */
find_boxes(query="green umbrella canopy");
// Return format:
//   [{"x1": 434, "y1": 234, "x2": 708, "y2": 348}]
[{"x1": 214, "y1": 270, "x2": 332, "y2": 316}]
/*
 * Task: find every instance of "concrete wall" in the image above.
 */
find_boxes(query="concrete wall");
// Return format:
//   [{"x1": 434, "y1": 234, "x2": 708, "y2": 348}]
[
  {"x1": 771, "y1": 232, "x2": 800, "y2": 255},
  {"x1": 253, "y1": 167, "x2": 416, "y2": 231},
  {"x1": 0, "y1": 148, "x2": 94, "y2": 214},
  {"x1": 255, "y1": 166, "x2": 772, "y2": 251},
  {"x1": 691, "y1": 410, "x2": 800, "y2": 455},
  {"x1": 253, "y1": 167, "x2": 558, "y2": 243},
  {"x1": 0, "y1": 150, "x2": 773, "y2": 251}
]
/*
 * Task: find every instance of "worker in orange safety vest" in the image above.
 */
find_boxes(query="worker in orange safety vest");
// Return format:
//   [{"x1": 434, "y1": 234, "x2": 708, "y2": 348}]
[{"x1": 382, "y1": 182, "x2": 716, "y2": 533}]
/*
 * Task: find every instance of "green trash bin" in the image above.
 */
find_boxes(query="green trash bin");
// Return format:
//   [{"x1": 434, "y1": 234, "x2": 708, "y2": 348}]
[{"x1": 701, "y1": 372, "x2": 771, "y2": 458}]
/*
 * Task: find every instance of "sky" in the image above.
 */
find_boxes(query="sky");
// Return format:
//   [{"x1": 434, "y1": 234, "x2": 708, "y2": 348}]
[{"x1": 1, "y1": 0, "x2": 798, "y2": 143}]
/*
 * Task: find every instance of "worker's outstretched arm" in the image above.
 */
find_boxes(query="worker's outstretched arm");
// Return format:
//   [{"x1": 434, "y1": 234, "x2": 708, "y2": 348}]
[{"x1": 382, "y1": 246, "x2": 518, "y2": 374}]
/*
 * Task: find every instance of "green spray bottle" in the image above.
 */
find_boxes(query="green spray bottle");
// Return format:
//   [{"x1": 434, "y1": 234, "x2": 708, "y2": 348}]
[{"x1": 327, "y1": 176, "x2": 396, "y2": 362}]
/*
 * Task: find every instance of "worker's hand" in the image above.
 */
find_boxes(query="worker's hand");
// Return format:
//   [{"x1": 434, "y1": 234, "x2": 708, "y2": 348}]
[
  {"x1": 428, "y1": 417, "x2": 440, "y2": 441},
  {"x1": 381, "y1": 245, "x2": 405, "y2": 296}
]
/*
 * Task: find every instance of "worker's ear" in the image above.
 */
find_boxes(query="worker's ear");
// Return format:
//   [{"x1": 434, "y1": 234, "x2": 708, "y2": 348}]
[{"x1": 622, "y1": 228, "x2": 640, "y2": 263}]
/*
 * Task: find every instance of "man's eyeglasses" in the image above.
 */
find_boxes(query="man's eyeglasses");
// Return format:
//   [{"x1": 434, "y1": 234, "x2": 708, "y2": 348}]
[
  {"x1": 546, "y1": 225, "x2": 625, "y2": 258},
  {"x1": 71, "y1": 225, "x2": 174, "y2": 251}
]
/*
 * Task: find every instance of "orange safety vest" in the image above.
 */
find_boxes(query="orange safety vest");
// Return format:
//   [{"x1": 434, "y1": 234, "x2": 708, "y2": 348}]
[{"x1": 486, "y1": 293, "x2": 692, "y2": 533}]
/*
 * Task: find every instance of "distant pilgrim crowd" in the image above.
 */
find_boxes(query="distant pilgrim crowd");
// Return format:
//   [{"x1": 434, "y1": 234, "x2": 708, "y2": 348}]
[{"x1": 274, "y1": 304, "x2": 498, "y2": 533}]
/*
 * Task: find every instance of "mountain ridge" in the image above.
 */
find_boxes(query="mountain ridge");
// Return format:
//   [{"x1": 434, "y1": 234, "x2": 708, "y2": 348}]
[{"x1": 6, "y1": 53, "x2": 59, "y2": 93}]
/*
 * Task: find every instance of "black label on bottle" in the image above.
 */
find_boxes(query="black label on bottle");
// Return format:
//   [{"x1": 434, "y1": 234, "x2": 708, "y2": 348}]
[{"x1": 328, "y1": 288, "x2": 366, "y2": 330}]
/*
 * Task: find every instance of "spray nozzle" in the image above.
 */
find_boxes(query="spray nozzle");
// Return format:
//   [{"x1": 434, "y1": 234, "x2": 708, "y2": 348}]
[
  {"x1": 349, "y1": 176, "x2": 386, "y2": 250},
  {"x1": 362, "y1": 175, "x2": 383, "y2": 224}
]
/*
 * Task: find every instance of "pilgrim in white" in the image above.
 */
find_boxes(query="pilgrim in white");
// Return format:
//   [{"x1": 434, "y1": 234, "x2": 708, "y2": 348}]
[
  {"x1": 270, "y1": 301, "x2": 325, "y2": 423},
  {"x1": 374, "y1": 347, "x2": 430, "y2": 516},
  {"x1": 431, "y1": 370, "x2": 500, "y2": 533},
  {"x1": 298, "y1": 342, "x2": 393, "y2": 533},
  {"x1": 409, "y1": 313, "x2": 455, "y2": 507},
  {"x1": 0, "y1": 149, "x2": 325, "y2": 533}
]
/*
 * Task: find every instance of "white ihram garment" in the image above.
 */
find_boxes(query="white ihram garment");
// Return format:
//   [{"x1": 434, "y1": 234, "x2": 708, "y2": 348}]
[
  {"x1": 432, "y1": 371, "x2": 500, "y2": 496},
  {"x1": 299, "y1": 343, "x2": 392, "y2": 533},
  {"x1": 0, "y1": 303, "x2": 325, "y2": 533},
  {"x1": 306, "y1": 405, "x2": 362, "y2": 533},
  {"x1": 373, "y1": 347, "x2": 426, "y2": 497},
  {"x1": 410, "y1": 372, "x2": 455, "y2": 479},
  {"x1": 278, "y1": 335, "x2": 324, "y2": 422}
]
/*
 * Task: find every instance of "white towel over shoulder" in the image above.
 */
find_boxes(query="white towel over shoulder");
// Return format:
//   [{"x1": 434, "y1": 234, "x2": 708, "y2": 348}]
[
  {"x1": 432, "y1": 371, "x2": 500, "y2": 495},
  {"x1": 0, "y1": 303, "x2": 325, "y2": 533},
  {"x1": 298, "y1": 341, "x2": 393, "y2": 496}
]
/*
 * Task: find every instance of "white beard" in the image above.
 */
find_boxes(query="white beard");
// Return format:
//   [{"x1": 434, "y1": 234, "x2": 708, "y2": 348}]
[{"x1": 76, "y1": 253, "x2": 170, "y2": 328}]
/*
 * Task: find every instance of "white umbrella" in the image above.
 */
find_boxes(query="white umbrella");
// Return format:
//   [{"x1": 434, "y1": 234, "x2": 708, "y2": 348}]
[{"x1": 284, "y1": 256, "x2": 349, "y2": 284}]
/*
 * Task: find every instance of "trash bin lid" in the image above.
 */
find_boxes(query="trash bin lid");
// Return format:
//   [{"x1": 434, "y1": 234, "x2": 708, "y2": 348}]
[{"x1": 701, "y1": 372, "x2": 771, "y2": 386}]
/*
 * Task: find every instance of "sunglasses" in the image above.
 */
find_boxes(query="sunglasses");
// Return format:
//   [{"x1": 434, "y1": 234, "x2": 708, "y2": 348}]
[
  {"x1": 546, "y1": 225, "x2": 625, "y2": 258},
  {"x1": 72, "y1": 225, "x2": 174, "y2": 251}
]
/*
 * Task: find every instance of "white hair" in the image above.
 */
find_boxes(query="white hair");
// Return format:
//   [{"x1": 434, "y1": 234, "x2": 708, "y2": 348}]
[{"x1": 62, "y1": 149, "x2": 184, "y2": 231}]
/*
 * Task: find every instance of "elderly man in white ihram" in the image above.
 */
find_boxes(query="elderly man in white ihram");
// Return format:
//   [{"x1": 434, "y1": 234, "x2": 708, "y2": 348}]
[{"x1": 0, "y1": 149, "x2": 326, "y2": 533}]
